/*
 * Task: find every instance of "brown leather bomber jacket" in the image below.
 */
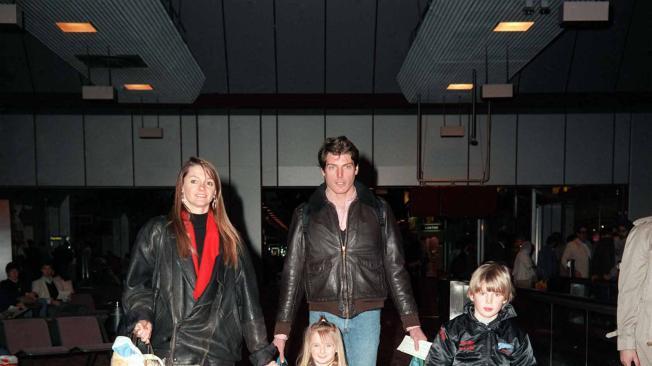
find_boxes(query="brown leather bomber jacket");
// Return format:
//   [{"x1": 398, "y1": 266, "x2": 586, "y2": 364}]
[{"x1": 274, "y1": 182, "x2": 420, "y2": 337}]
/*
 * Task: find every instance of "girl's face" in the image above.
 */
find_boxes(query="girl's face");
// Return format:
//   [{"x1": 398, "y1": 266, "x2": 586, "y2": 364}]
[{"x1": 309, "y1": 331, "x2": 337, "y2": 366}]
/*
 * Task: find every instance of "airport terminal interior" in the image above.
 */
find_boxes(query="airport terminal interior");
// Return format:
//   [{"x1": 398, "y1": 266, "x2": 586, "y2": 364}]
[{"x1": 1, "y1": 0, "x2": 652, "y2": 365}]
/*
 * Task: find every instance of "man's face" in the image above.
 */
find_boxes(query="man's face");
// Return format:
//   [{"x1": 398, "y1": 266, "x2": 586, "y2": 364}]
[
  {"x1": 7, "y1": 269, "x2": 18, "y2": 282},
  {"x1": 41, "y1": 265, "x2": 53, "y2": 278},
  {"x1": 321, "y1": 153, "x2": 358, "y2": 196}
]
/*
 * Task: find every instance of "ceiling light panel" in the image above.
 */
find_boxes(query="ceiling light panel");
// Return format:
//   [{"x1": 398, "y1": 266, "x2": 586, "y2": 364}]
[
  {"x1": 17, "y1": 0, "x2": 205, "y2": 104},
  {"x1": 493, "y1": 21, "x2": 534, "y2": 32},
  {"x1": 398, "y1": 0, "x2": 564, "y2": 103},
  {"x1": 56, "y1": 22, "x2": 97, "y2": 33}
]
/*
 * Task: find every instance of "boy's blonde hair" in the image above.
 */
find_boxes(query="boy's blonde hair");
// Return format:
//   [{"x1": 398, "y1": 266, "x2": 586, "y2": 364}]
[
  {"x1": 297, "y1": 317, "x2": 347, "y2": 366},
  {"x1": 467, "y1": 262, "x2": 514, "y2": 302}
]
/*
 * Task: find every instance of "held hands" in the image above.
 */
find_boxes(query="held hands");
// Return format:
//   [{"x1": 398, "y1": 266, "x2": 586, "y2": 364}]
[
  {"x1": 620, "y1": 349, "x2": 640, "y2": 366},
  {"x1": 272, "y1": 336, "x2": 287, "y2": 363},
  {"x1": 408, "y1": 326, "x2": 427, "y2": 351},
  {"x1": 133, "y1": 320, "x2": 153, "y2": 344}
]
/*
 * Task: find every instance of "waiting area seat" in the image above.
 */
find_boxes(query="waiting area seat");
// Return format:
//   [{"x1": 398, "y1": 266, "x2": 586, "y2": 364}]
[
  {"x1": 0, "y1": 315, "x2": 113, "y2": 366},
  {"x1": 2, "y1": 318, "x2": 70, "y2": 357}
]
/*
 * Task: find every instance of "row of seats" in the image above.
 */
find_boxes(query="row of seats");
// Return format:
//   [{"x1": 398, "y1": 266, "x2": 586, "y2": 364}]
[{"x1": 1, "y1": 316, "x2": 112, "y2": 365}]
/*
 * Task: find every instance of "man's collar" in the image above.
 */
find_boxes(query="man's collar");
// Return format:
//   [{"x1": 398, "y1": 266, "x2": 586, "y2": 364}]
[{"x1": 325, "y1": 186, "x2": 357, "y2": 206}]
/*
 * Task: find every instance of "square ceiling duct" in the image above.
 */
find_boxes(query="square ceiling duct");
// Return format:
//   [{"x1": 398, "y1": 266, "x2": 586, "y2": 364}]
[{"x1": 397, "y1": 0, "x2": 565, "y2": 103}]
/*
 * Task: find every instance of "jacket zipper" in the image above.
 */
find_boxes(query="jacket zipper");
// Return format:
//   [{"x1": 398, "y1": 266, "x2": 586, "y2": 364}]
[{"x1": 341, "y1": 204, "x2": 352, "y2": 319}]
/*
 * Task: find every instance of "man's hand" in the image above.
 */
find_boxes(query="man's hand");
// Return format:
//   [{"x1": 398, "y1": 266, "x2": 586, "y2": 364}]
[
  {"x1": 133, "y1": 320, "x2": 153, "y2": 344},
  {"x1": 408, "y1": 326, "x2": 427, "y2": 351},
  {"x1": 273, "y1": 336, "x2": 287, "y2": 362},
  {"x1": 620, "y1": 349, "x2": 640, "y2": 366}
]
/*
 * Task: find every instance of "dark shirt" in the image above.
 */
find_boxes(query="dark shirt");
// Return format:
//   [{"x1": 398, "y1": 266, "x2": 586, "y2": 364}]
[
  {"x1": 190, "y1": 213, "x2": 208, "y2": 262},
  {"x1": 0, "y1": 279, "x2": 25, "y2": 311},
  {"x1": 46, "y1": 280, "x2": 59, "y2": 300}
]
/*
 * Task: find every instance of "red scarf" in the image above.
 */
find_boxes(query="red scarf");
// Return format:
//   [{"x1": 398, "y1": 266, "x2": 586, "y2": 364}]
[{"x1": 182, "y1": 211, "x2": 220, "y2": 301}]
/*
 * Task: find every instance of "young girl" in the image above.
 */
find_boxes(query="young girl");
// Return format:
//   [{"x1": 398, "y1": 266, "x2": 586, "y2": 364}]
[{"x1": 296, "y1": 317, "x2": 347, "y2": 366}]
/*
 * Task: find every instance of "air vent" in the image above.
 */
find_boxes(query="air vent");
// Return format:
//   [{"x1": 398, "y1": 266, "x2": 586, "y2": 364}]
[{"x1": 76, "y1": 55, "x2": 147, "y2": 69}]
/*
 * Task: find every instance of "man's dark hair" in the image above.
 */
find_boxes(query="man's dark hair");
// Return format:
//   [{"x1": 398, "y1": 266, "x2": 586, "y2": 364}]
[
  {"x1": 5, "y1": 262, "x2": 18, "y2": 275},
  {"x1": 318, "y1": 136, "x2": 359, "y2": 169}
]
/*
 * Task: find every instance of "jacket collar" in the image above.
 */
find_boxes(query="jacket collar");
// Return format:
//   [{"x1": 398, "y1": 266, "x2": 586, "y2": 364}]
[
  {"x1": 464, "y1": 301, "x2": 517, "y2": 328},
  {"x1": 308, "y1": 180, "x2": 377, "y2": 213}
]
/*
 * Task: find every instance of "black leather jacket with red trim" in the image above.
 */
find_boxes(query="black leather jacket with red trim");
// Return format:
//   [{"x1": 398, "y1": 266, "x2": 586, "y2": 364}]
[{"x1": 123, "y1": 216, "x2": 273, "y2": 366}]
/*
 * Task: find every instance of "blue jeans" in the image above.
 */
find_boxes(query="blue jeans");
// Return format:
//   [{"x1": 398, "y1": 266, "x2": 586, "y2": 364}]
[{"x1": 309, "y1": 310, "x2": 381, "y2": 366}]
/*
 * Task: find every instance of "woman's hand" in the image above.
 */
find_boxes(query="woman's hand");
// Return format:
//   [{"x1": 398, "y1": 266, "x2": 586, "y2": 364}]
[
  {"x1": 264, "y1": 362, "x2": 279, "y2": 366},
  {"x1": 133, "y1": 320, "x2": 153, "y2": 344}
]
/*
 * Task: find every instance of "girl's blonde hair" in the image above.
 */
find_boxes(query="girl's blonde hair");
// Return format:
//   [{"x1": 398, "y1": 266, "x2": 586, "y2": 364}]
[
  {"x1": 297, "y1": 317, "x2": 347, "y2": 366},
  {"x1": 467, "y1": 261, "x2": 515, "y2": 302}
]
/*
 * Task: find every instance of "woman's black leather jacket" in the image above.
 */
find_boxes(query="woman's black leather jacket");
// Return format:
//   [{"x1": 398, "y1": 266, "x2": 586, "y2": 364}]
[{"x1": 123, "y1": 216, "x2": 273, "y2": 366}]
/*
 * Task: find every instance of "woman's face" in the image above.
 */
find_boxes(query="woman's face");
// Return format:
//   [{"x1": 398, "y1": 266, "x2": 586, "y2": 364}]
[{"x1": 181, "y1": 165, "x2": 216, "y2": 214}]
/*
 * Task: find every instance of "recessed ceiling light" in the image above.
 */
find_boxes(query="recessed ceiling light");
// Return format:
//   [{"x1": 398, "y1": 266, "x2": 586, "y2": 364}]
[
  {"x1": 56, "y1": 22, "x2": 97, "y2": 33},
  {"x1": 447, "y1": 83, "x2": 473, "y2": 91},
  {"x1": 124, "y1": 84, "x2": 153, "y2": 91},
  {"x1": 493, "y1": 21, "x2": 534, "y2": 32}
]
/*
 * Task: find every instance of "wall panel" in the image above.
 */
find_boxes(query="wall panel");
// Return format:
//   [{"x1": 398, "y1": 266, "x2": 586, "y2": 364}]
[
  {"x1": 198, "y1": 115, "x2": 230, "y2": 183},
  {"x1": 374, "y1": 114, "x2": 417, "y2": 186},
  {"x1": 277, "y1": 115, "x2": 324, "y2": 186},
  {"x1": 486, "y1": 115, "x2": 517, "y2": 185},
  {"x1": 629, "y1": 113, "x2": 652, "y2": 220},
  {"x1": 261, "y1": 114, "x2": 277, "y2": 186},
  {"x1": 132, "y1": 115, "x2": 180, "y2": 186},
  {"x1": 36, "y1": 114, "x2": 85, "y2": 186},
  {"x1": 181, "y1": 114, "x2": 197, "y2": 161},
  {"x1": 85, "y1": 115, "x2": 133, "y2": 186},
  {"x1": 0, "y1": 114, "x2": 36, "y2": 185},
  {"x1": 229, "y1": 115, "x2": 262, "y2": 254},
  {"x1": 517, "y1": 114, "x2": 565, "y2": 185},
  {"x1": 614, "y1": 113, "x2": 631, "y2": 184},
  {"x1": 565, "y1": 113, "x2": 613, "y2": 184}
]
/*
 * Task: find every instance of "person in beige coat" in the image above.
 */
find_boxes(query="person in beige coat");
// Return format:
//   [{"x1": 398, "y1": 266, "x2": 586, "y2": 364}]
[{"x1": 617, "y1": 216, "x2": 652, "y2": 366}]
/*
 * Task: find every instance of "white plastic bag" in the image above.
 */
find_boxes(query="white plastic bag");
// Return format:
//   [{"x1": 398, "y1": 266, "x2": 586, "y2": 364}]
[{"x1": 111, "y1": 336, "x2": 164, "y2": 366}]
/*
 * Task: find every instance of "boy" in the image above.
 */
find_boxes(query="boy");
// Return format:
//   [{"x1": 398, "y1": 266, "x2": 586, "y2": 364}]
[{"x1": 425, "y1": 262, "x2": 536, "y2": 365}]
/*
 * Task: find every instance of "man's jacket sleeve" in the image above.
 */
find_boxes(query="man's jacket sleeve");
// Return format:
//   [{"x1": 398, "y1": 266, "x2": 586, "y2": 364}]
[
  {"x1": 274, "y1": 205, "x2": 306, "y2": 337},
  {"x1": 381, "y1": 200, "x2": 420, "y2": 328}
]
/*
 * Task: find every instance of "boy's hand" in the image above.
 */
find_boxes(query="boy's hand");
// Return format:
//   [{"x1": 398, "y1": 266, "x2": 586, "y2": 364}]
[{"x1": 408, "y1": 326, "x2": 427, "y2": 351}]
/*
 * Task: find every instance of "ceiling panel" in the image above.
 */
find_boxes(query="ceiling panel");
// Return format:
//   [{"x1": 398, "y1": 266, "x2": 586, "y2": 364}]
[
  {"x1": 517, "y1": 31, "x2": 574, "y2": 94},
  {"x1": 180, "y1": 0, "x2": 228, "y2": 94},
  {"x1": 374, "y1": 0, "x2": 426, "y2": 93},
  {"x1": 223, "y1": 0, "x2": 276, "y2": 93},
  {"x1": 276, "y1": 0, "x2": 325, "y2": 93},
  {"x1": 615, "y1": 0, "x2": 652, "y2": 92},
  {"x1": 566, "y1": 0, "x2": 634, "y2": 93},
  {"x1": 326, "y1": 0, "x2": 376, "y2": 93},
  {"x1": 398, "y1": 0, "x2": 565, "y2": 103}
]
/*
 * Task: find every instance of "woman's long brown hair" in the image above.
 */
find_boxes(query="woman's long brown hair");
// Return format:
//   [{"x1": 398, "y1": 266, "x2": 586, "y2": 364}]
[{"x1": 169, "y1": 157, "x2": 240, "y2": 266}]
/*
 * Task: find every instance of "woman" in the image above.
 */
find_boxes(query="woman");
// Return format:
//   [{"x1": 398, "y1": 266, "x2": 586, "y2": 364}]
[{"x1": 123, "y1": 157, "x2": 275, "y2": 366}]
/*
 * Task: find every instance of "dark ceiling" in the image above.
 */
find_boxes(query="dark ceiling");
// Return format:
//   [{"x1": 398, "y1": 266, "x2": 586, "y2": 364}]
[{"x1": 1, "y1": 0, "x2": 651, "y2": 108}]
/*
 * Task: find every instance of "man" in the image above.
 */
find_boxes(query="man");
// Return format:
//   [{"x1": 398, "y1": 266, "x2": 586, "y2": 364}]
[
  {"x1": 617, "y1": 216, "x2": 652, "y2": 366},
  {"x1": 273, "y1": 136, "x2": 426, "y2": 366},
  {"x1": 560, "y1": 226, "x2": 592, "y2": 278},
  {"x1": 32, "y1": 263, "x2": 73, "y2": 306},
  {"x1": 0, "y1": 262, "x2": 37, "y2": 312}
]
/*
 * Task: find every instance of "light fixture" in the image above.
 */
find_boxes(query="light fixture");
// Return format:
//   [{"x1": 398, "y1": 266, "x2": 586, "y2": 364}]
[
  {"x1": 124, "y1": 84, "x2": 153, "y2": 91},
  {"x1": 562, "y1": 1, "x2": 609, "y2": 23},
  {"x1": 56, "y1": 22, "x2": 97, "y2": 33},
  {"x1": 0, "y1": 4, "x2": 22, "y2": 29},
  {"x1": 493, "y1": 21, "x2": 534, "y2": 32},
  {"x1": 446, "y1": 83, "x2": 473, "y2": 91}
]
